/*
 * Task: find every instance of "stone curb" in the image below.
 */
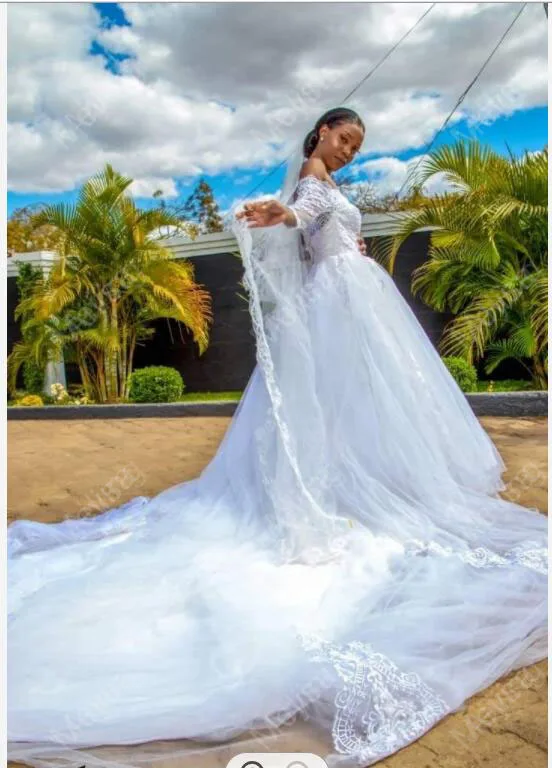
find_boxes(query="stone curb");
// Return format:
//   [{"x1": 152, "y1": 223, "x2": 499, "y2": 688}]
[
  {"x1": 7, "y1": 391, "x2": 547, "y2": 420},
  {"x1": 465, "y1": 391, "x2": 547, "y2": 417},
  {"x1": 7, "y1": 401, "x2": 238, "y2": 420}
]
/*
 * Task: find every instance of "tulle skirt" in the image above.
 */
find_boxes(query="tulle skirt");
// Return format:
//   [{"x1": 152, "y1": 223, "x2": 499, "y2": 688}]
[{"x1": 8, "y1": 249, "x2": 547, "y2": 768}]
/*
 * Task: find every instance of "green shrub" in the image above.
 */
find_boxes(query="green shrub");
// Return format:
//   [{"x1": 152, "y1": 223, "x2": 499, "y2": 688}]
[
  {"x1": 442, "y1": 356, "x2": 478, "y2": 392},
  {"x1": 128, "y1": 366, "x2": 184, "y2": 403},
  {"x1": 22, "y1": 360, "x2": 44, "y2": 394}
]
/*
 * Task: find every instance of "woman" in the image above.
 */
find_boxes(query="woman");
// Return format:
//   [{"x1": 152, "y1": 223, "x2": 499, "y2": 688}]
[{"x1": 8, "y1": 107, "x2": 547, "y2": 768}]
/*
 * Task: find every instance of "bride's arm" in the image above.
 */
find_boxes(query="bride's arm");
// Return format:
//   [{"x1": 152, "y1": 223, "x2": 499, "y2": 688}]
[
  {"x1": 236, "y1": 162, "x2": 334, "y2": 230},
  {"x1": 235, "y1": 199, "x2": 297, "y2": 228}
]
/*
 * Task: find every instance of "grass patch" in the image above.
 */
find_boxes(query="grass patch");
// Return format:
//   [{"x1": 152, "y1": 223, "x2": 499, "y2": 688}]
[
  {"x1": 475, "y1": 379, "x2": 537, "y2": 393},
  {"x1": 178, "y1": 391, "x2": 243, "y2": 402}
]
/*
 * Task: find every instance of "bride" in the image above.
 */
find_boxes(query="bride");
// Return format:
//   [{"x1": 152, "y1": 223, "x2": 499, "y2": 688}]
[{"x1": 8, "y1": 107, "x2": 547, "y2": 768}]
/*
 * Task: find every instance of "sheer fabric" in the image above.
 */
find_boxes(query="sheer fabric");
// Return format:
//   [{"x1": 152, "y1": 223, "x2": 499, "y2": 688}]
[{"x1": 8, "y1": 157, "x2": 547, "y2": 768}]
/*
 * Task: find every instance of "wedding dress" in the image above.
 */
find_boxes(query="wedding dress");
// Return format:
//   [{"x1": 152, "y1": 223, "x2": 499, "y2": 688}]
[{"x1": 8, "y1": 148, "x2": 547, "y2": 768}]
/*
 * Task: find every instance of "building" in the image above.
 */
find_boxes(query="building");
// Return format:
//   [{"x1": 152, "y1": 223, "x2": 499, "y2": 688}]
[{"x1": 7, "y1": 213, "x2": 450, "y2": 393}]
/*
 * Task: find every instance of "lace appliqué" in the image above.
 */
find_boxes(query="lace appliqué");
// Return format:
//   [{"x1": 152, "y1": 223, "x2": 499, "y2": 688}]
[
  {"x1": 300, "y1": 634, "x2": 450, "y2": 766},
  {"x1": 403, "y1": 538, "x2": 547, "y2": 576},
  {"x1": 305, "y1": 209, "x2": 333, "y2": 237},
  {"x1": 234, "y1": 216, "x2": 343, "y2": 559},
  {"x1": 289, "y1": 176, "x2": 334, "y2": 231}
]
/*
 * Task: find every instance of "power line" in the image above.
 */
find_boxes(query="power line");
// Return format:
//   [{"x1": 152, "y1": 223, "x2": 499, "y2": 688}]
[
  {"x1": 395, "y1": 2, "x2": 527, "y2": 200},
  {"x1": 341, "y1": 3, "x2": 436, "y2": 103},
  {"x1": 236, "y1": 3, "x2": 436, "y2": 205}
]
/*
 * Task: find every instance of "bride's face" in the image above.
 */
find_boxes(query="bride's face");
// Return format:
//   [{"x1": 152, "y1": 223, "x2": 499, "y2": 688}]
[{"x1": 318, "y1": 121, "x2": 364, "y2": 172}]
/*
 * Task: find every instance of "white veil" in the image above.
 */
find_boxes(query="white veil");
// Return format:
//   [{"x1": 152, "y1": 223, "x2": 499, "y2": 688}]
[{"x1": 231, "y1": 145, "x2": 352, "y2": 562}]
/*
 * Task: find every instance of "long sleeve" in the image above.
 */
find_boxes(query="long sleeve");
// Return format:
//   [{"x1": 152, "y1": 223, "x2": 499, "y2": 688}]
[{"x1": 288, "y1": 175, "x2": 334, "y2": 231}]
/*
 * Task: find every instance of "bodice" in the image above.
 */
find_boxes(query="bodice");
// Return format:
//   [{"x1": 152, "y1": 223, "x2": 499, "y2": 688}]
[{"x1": 289, "y1": 175, "x2": 362, "y2": 265}]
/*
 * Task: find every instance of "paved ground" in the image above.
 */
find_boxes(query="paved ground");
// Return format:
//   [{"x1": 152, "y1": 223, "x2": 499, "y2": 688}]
[{"x1": 8, "y1": 415, "x2": 548, "y2": 768}]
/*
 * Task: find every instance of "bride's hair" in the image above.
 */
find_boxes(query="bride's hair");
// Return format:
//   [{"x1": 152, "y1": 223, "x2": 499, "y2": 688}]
[{"x1": 303, "y1": 107, "x2": 365, "y2": 158}]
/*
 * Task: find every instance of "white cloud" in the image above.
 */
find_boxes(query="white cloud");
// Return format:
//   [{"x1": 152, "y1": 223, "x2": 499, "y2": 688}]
[
  {"x1": 234, "y1": 174, "x2": 253, "y2": 186},
  {"x1": 7, "y1": 3, "x2": 97, "y2": 70},
  {"x1": 359, "y1": 155, "x2": 453, "y2": 197},
  {"x1": 7, "y1": 2, "x2": 548, "y2": 195},
  {"x1": 129, "y1": 177, "x2": 178, "y2": 199}
]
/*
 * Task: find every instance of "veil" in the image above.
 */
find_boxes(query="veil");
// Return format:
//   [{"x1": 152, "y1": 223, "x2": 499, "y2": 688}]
[{"x1": 231, "y1": 145, "x2": 352, "y2": 562}]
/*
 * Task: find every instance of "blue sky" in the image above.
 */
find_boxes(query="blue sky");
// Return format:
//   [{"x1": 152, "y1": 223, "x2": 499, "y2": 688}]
[
  {"x1": 7, "y1": 106, "x2": 548, "y2": 218},
  {"x1": 7, "y1": 2, "x2": 548, "y2": 217}
]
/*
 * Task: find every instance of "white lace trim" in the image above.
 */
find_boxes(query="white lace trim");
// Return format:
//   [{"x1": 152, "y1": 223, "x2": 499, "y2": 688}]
[
  {"x1": 233, "y1": 217, "x2": 346, "y2": 559},
  {"x1": 403, "y1": 538, "x2": 547, "y2": 575},
  {"x1": 300, "y1": 634, "x2": 450, "y2": 765}
]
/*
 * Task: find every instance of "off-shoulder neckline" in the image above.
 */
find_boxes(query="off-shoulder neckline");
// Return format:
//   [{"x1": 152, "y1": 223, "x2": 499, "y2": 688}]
[{"x1": 297, "y1": 174, "x2": 339, "y2": 191}]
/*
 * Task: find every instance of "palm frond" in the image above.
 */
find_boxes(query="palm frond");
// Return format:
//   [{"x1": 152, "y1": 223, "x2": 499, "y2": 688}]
[
  {"x1": 484, "y1": 335, "x2": 532, "y2": 374},
  {"x1": 440, "y1": 286, "x2": 520, "y2": 362}
]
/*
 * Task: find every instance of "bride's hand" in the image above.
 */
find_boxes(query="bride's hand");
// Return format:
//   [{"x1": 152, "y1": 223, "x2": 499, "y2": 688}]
[
  {"x1": 357, "y1": 236, "x2": 367, "y2": 256},
  {"x1": 236, "y1": 200, "x2": 291, "y2": 228}
]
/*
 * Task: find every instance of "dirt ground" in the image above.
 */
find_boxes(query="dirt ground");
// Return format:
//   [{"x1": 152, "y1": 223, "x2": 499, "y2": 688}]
[{"x1": 8, "y1": 415, "x2": 548, "y2": 768}]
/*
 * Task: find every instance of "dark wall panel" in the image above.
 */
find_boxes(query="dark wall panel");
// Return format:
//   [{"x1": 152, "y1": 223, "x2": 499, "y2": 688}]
[
  {"x1": 132, "y1": 252, "x2": 256, "y2": 391},
  {"x1": 370, "y1": 231, "x2": 455, "y2": 349},
  {"x1": 7, "y1": 276, "x2": 21, "y2": 353},
  {"x1": 7, "y1": 276, "x2": 24, "y2": 389}
]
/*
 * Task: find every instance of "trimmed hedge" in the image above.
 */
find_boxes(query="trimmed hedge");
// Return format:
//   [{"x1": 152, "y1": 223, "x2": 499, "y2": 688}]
[
  {"x1": 128, "y1": 366, "x2": 184, "y2": 403},
  {"x1": 442, "y1": 356, "x2": 478, "y2": 393}
]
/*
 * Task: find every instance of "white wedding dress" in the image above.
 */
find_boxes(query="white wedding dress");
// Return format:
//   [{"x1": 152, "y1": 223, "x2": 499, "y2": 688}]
[{"x1": 8, "y1": 167, "x2": 548, "y2": 768}]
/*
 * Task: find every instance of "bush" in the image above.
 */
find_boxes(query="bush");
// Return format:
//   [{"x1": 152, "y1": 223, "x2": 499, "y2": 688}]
[
  {"x1": 22, "y1": 360, "x2": 44, "y2": 394},
  {"x1": 16, "y1": 394, "x2": 44, "y2": 407},
  {"x1": 128, "y1": 366, "x2": 184, "y2": 403},
  {"x1": 442, "y1": 356, "x2": 478, "y2": 392}
]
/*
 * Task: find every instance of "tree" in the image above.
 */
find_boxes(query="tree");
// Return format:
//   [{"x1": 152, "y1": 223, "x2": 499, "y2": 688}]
[
  {"x1": 337, "y1": 176, "x2": 433, "y2": 213},
  {"x1": 182, "y1": 178, "x2": 224, "y2": 233},
  {"x1": 7, "y1": 205, "x2": 62, "y2": 256},
  {"x1": 153, "y1": 178, "x2": 224, "y2": 235},
  {"x1": 378, "y1": 141, "x2": 547, "y2": 388},
  {"x1": 337, "y1": 178, "x2": 379, "y2": 211},
  {"x1": 11, "y1": 263, "x2": 47, "y2": 393},
  {"x1": 8, "y1": 164, "x2": 213, "y2": 402}
]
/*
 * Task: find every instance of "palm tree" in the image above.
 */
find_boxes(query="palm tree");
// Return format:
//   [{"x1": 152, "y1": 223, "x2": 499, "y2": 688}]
[
  {"x1": 8, "y1": 165, "x2": 213, "y2": 402},
  {"x1": 378, "y1": 141, "x2": 547, "y2": 388}
]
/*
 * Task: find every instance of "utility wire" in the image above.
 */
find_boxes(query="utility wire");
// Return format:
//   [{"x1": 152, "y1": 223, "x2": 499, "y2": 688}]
[
  {"x1": 341, "y1": 3, "x2": 435, "y2": 103},
  {"x1": 236, "y1": 3, "x2": 436, "y2": 205},
  {"x1": 395, "y1": 2, "x2": 527, "y2": 200}
]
